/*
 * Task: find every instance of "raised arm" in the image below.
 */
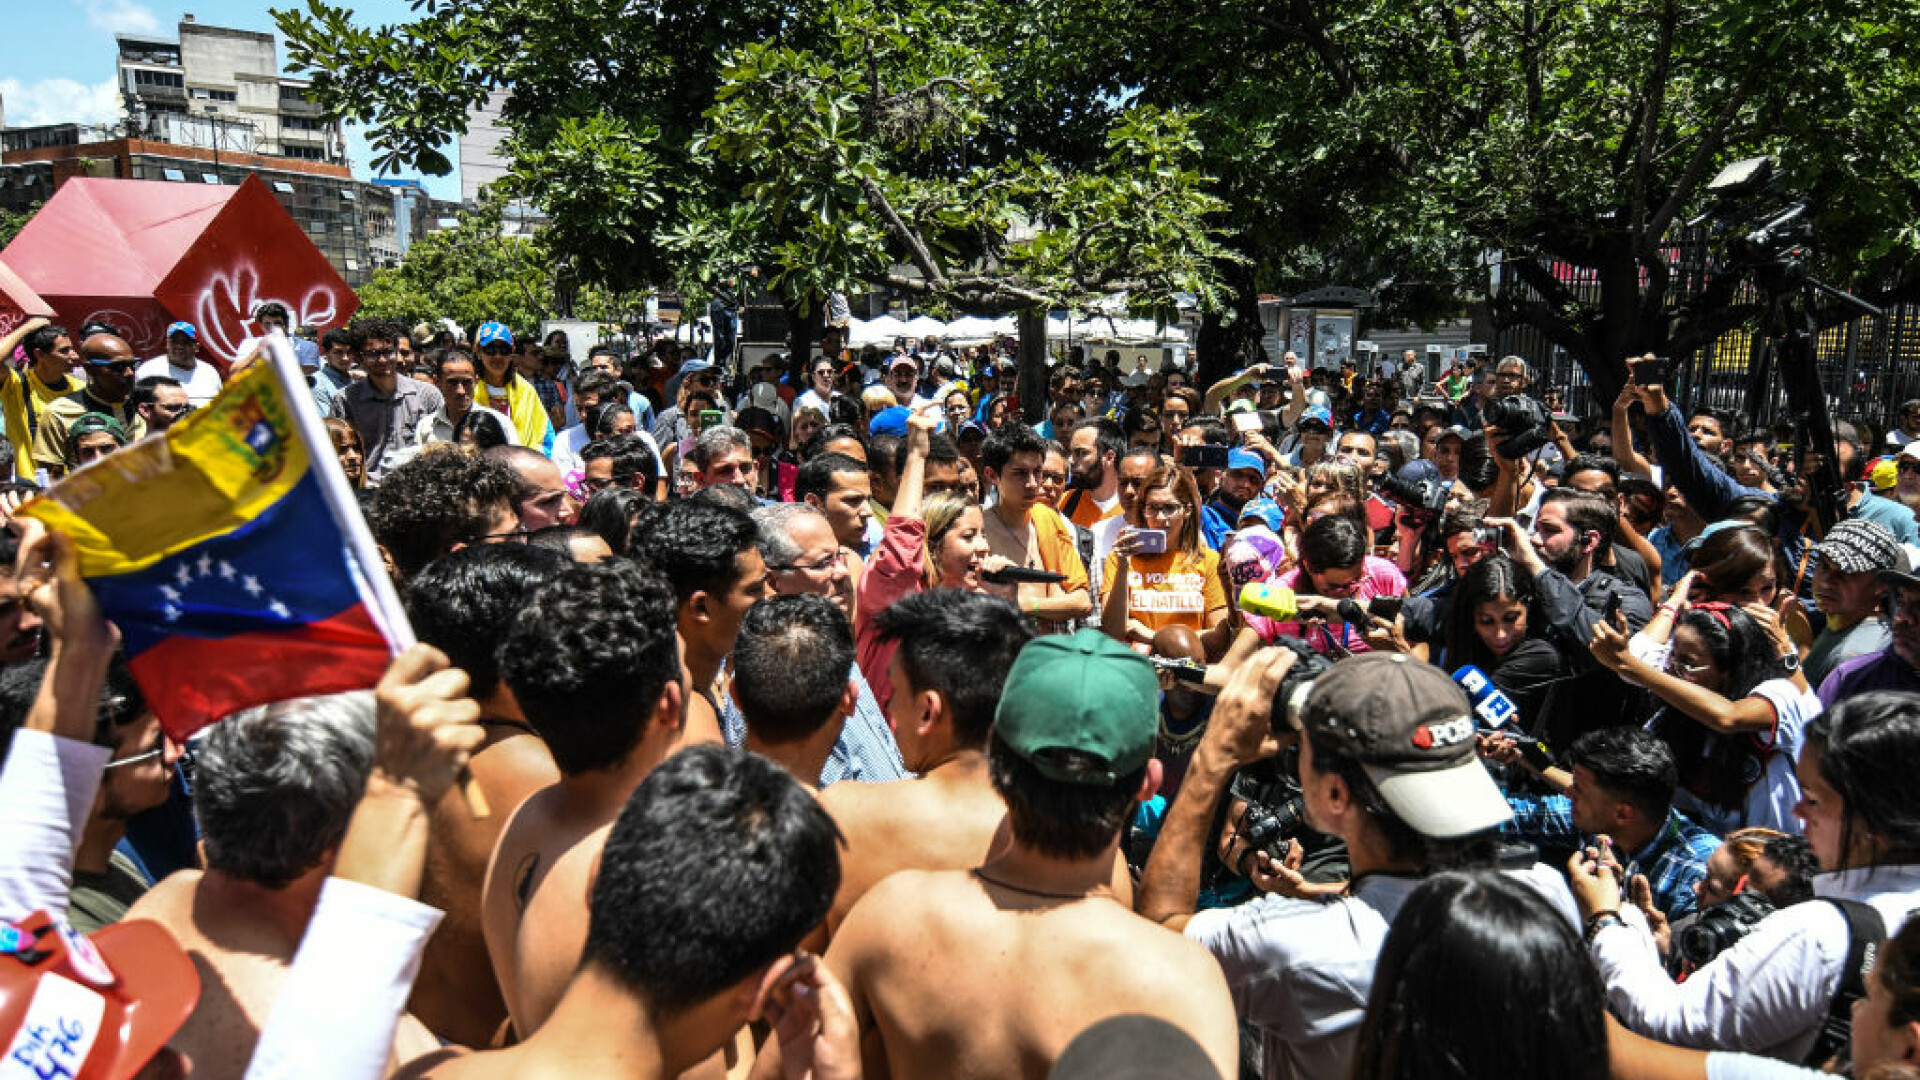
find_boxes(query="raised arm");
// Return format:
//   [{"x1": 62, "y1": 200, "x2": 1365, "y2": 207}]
[{"x1": 889, "y1": 405, "x2": 939, "y2": 523}]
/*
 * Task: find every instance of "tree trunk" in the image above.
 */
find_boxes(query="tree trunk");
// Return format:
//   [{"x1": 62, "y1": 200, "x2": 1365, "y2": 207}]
[
  {"x1": 1017, "y1": 308, "x2": 1049, "y2": 423},
  {"x1": 783, "y1": 295, "x2": 821, "y2": 384}
]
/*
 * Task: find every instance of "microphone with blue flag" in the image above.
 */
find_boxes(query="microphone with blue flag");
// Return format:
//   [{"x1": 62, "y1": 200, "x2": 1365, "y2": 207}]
[
  {"x1": 1452, "y1": 664, "x2": 1556, "y2": 770},
  {"x1": 1453, "y1": 664, "x2": 1519, "y2": 729}
]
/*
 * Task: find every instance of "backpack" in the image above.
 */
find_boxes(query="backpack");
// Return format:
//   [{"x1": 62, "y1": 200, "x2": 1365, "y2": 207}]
[{"x1": 1804, "y1": 898, "x2": 1886, "y2": 1069}]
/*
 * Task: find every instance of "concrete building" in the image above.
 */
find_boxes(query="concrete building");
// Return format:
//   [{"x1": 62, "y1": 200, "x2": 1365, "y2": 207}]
[
  {"x1": 459, "y1": 90, "x2": 512, "y2": 204},
  {"x1": 116, "y1": 16, "x2": 345, "y2": 165}
]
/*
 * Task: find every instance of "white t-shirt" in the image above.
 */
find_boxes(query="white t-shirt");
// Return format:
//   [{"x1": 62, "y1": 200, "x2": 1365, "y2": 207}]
[
  {"x1": 136, "y1": 355, "x2": 225, "y2": 406},
  {"x1": 1660, "y1": 678, "x2": 1815, "y2": 836}
]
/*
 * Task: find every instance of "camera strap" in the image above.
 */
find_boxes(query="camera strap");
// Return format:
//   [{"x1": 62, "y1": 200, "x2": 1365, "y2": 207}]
[{"x1": 1803, "y1": 898, "x2": 1885, "y2": 1069}]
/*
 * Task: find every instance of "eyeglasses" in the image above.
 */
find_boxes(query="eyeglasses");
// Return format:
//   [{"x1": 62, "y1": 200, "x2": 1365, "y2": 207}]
[
  {"x1": 1141, "y1": 502, "x2": 1187, "y2": 520},
  {"x1": 1899, "y1": 462, "x2": 1920, "y2": 476},
  {"x1": 481, "y1": 345, "x2": 514, "y2": 356},
  {"x1": 1666, "y1": 656, "x2": 1711, "y2": 678},
  {"x1": 581, "y1": 475, "x2": 615, "y2": 493},
  {"x1": 769, "y1": 552, "x2": 842, "y2": 573}
]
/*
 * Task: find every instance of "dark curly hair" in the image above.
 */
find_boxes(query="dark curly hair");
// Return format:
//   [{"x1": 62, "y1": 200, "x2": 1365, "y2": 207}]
[
  {"x1": 632, "y1": 500, "x2": 759, "y2": 606},
  {"x1": 348, "y1": 316, "x2": 408, "y2": 346},
  {"x1": 370, "y1": 448, "x2": 517, "y2": 580},
  {"x1": 405, "y1": 544, "x2": 569, "y2": 699},
  {"x1": 498, "y1": 560, "x2": 683, "y2": 775}
]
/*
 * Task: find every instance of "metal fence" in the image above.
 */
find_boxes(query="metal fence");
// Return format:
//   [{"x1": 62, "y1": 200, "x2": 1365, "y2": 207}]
[{"x1": 1487, "y1": 246, "x2": 1920, "y2": 441}]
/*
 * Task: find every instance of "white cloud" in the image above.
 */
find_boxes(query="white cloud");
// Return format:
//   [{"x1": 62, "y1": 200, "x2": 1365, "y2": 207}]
[
  {"x1": 0, "y1": 77, "x2": 123, "y2": 127},
  {"x1": 79, "y1": 0, "x2": 161, "y2": 35}
]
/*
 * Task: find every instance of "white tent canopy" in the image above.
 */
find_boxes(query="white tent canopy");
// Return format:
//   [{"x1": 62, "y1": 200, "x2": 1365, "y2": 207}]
[
  {"x1": 847, "y1": 314, "x2": 909, "y2": 346},
  {"x1": 902, "y1": 315, "x2": 948, "y2": 338}
]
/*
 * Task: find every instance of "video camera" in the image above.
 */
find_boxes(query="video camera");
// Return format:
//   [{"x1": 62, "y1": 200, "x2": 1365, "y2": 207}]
[
  {"x1": 1483, "y1": 394, "x2": 1552, "y2": 460},
  {"x1": 1380, "y1": 472, "x2": 1451, "y2": 527}
]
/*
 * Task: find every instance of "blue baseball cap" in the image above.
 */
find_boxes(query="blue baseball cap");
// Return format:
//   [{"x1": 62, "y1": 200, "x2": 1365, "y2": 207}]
[
  {"x1": 1226, "y1": 448, "x2": 1266, "y2": 478},
  {"x1": 166, "y1": 321, "x2": 195, "y2": 340},
  {"x1": 1239, "y1": 497, "x2": 1285, "y2": 533},
  {"x1": 869, "y1": 405, "x2": 911, "y2": 439},
  {"x1": 1299, "y1": 405, "x2": 1334, "y2": 430},
  {"x1": 475, "y1": 322, "x2": 514, "y2": 349}
]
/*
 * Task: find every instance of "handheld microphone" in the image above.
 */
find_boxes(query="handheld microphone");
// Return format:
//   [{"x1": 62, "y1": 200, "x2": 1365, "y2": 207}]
[
  {"x1": 1335, "y1": 599, "x2": 1370, "y2": 626},
  {"x1": 1452, "y1": 664, "x2": 1555, "y2": 770},
  {"x1": 1452, "y1": 664, "x2": 1519, "y2": 729},
  {"x1": 982, "y1": 566, "x2": 1067, "y2": 585},
  {"x1": 1237, "y1": 582, "x2": 1299, "y2": 621}
]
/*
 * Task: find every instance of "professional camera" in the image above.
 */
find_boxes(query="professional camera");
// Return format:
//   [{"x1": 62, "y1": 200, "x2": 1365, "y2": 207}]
[
  {"x1": 1268, "y1": 634, "x2": 1332, "y2": 733},
  {"x1": 1483, "y1": 394, "x2": 1552, "y2": 460},
  {"x1": 1673, "y1": 891, "x2": 1775, "y2": 971},
  {"x1": 1230, "y1": 768, "x2": 1307, "y2": 865},
  {"x1": 1380, "y1": 471, "x2": 1452, "y2": 525}
]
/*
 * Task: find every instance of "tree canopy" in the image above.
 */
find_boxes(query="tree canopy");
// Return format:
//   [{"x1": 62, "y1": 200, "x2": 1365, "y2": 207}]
[{"x1": 281, "y1": 0, "x2": 1920, "y2": 392}]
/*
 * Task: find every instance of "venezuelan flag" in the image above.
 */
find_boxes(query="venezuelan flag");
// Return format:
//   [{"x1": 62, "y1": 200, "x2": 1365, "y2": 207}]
[{"x1": 21, "y1": 353, "x2": 400, "y2": 739}]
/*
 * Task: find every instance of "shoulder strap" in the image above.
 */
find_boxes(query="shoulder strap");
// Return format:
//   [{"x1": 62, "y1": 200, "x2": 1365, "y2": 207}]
[
  {"x1": 1804, "y1": 898, "x2": 1887, "y2": 1068},
  {"x1": 1062, "y1": 486, "x2": 1084, "y2": 519}
]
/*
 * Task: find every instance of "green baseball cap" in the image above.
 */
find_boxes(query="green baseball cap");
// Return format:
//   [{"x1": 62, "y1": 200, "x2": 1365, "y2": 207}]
[
  {"x1": 994, "y1": 629, "x2": 1158, "y2": 786},
  {"x1": 69, "y1": 412, "x2": 129, "y2": 446}
]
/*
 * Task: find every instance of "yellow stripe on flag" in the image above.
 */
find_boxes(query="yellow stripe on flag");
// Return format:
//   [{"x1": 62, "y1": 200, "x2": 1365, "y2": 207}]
[{"x1": 21, "y1": 361, "x2": 312, "y2": 579}]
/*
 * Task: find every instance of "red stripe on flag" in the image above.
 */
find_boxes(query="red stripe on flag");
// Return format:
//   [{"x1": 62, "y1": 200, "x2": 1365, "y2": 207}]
[{"x1": 130, "y1": 604, "x2": 392, "y2": 740}]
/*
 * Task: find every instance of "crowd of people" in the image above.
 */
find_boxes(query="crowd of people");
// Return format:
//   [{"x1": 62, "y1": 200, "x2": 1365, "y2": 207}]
[{"x1": 7, "y1": 304, "x2": 1920, "y2": 1080}]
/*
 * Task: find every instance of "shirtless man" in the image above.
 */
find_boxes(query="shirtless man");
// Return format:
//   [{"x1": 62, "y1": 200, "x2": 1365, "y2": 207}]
[
  {"x1": 126, "y1": 694, "x2": 438, "y2": 1078},
  {"x1": 403, "y1": 545, "x2": 567, "y2": 1046},
  {"x1": 822, "y1": 631, "x2": 1238, "y2": 1080},
  {"x1": 400, "y1": 747, "x2": 856, "y2": 1080},
  {"x1": 483, "y1": 561, "x2": 685, "y2": 1037},
  {"x1": 633, "y1": 499, "x2": 773, "y2": 747},
  {"x1": 817, "y1": 588, "x2": 1033, "y2": 934}
]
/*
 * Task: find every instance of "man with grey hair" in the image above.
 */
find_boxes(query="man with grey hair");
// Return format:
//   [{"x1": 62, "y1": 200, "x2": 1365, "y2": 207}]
[
  {"x1": 125, "y1": 694, "x2": 435, "y2": 1078},
  {"x1": 1494, "y1": 354, "x2": 1531, "y2": 398},
  {"x1": 719, "y1": 502, "x2": 907, "y2": 784},
  {"x1": 687, "y1": 424, "x2": 756, "y2": 491}
]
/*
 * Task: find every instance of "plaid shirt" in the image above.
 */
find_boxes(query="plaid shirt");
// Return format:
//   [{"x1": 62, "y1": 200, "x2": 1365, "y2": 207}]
[
  {"x1": 1506, "y1": 795, "x2": 1721, "y2": 920},
  {"x1": 719, "y1": 662, "x2": 908, "y2": 785}
]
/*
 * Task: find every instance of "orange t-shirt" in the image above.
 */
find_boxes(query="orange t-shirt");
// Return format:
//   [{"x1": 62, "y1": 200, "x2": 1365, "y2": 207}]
[
  {"x1": 1101, "y1": 547, "x2": 1227, "y2": 634},
  {"x1": 1058, "y1": 487, "x2": 1122, "y2": 531}
]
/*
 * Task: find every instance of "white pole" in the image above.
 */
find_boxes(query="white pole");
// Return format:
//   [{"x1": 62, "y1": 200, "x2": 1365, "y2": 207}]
[{"x1": 259, "y1": 330, "x2": 415, "y2": 651}]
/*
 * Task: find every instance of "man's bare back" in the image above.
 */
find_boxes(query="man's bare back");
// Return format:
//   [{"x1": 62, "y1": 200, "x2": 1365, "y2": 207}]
[
  {"x1": 128, "y1": 871, "x2": 435, "y2": 1078},
  {"x1": 828, "y1": 869, "x2": 1237, "y2": 1080},
  {"x1": 414, "y1": 729, "x2": 558, "y2": 1046},
  {"x1": 818, "y1": 758, "x2": 1009, "y2": 934},
  {"x1": 481, "y1": 784, "x2": 614, "y2": 1038}
]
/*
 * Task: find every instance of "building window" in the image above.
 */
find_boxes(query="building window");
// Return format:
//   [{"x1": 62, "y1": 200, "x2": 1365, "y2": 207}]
[
  {"x1": 282, "y1": 115, "x2": 324, "y2": 132},
  {"x1": 281, "y1": 145, "x2": 325, "y2": 160},
  {"x1": 133, "y1": 69, "x2": 184, "y2": 89},
  {"x1": 211, "y1": 89, "x2": 237, "y2": 102},
  {"x1": 273, "y1": 181, "x2": 295, "y2": 193},
  {"x1": 163, "y1": 168, "x2": 186, "y2": 182},
  {"x1": 203, "y1": 173, "x2": 220, "y2": 184}
]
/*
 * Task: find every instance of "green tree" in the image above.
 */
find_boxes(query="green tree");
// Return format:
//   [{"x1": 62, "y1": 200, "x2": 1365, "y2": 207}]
[
  {"x1": 277, "y1": 0, "x2": 1233, "y2": 372},
  {"x1": 0, "y1": 203, "x2": 41, "y2": 250},
  {"x1": 1104, "y1": 0, "x2": 1920, "y2": 392}
]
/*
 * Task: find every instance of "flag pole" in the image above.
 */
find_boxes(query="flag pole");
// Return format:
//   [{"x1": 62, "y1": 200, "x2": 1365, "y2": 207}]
[{"x1": 258, "y1": 331, "x2": 416, "y2": 651}]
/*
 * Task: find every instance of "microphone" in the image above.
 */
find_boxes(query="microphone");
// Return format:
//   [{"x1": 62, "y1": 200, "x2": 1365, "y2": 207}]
[
  {"x1": 982, "y1": 566, "x2": 1067, "y2": 585},
  {"x1": 1452, "y1": 664, "x2": 1555, "y2": 770},
  {"x1": 1452, "y1": 664, "x2": 1519, "y2": 729},
  {"x1": 1335, "y1": 599, "x2": 1370, "y2": 627},
  {"x1": 1237, "y1": 582, "x2": 1299, "y2": 621}
]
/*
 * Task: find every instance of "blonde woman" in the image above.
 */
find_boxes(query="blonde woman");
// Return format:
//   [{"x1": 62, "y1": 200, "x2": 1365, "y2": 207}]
[{"x1": 1101, "y1": 465, "x2": 1232, "y2": 658}]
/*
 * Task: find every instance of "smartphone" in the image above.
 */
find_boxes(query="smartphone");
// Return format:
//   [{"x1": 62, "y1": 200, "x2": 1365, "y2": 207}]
[
  {"x1": 1180, "y1": 444, "x2": 1230, "y2": 469},
  {"x1": 1132, "y1": 528, "x2": 1167, "y2": 555},
  {"x1": 1230, "y1": 411, "x2": 1263, "y2": 435},
  {"x1": 698, "y1": 409, "x2": 725, "y2": 425},
  {"x1": 1603, "y1": 590, "x2": 1624, "y2": 625},
  {"x1": 1631, "y1": 357, "x2": 1672, "y2": 385},
  {"x1": 1147, "y1": 655, "x2": 1209, "y2": 684}
]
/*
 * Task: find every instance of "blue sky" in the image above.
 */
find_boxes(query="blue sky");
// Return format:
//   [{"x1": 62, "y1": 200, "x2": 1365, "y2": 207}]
[{"x1": 0, "y1": 0, "x2": 464, "y2": 201}]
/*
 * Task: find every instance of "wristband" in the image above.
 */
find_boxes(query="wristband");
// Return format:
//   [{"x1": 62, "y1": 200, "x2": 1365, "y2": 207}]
[{"x1": 1583, "y1": 909, "x2": 1625, "y2": 945}]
